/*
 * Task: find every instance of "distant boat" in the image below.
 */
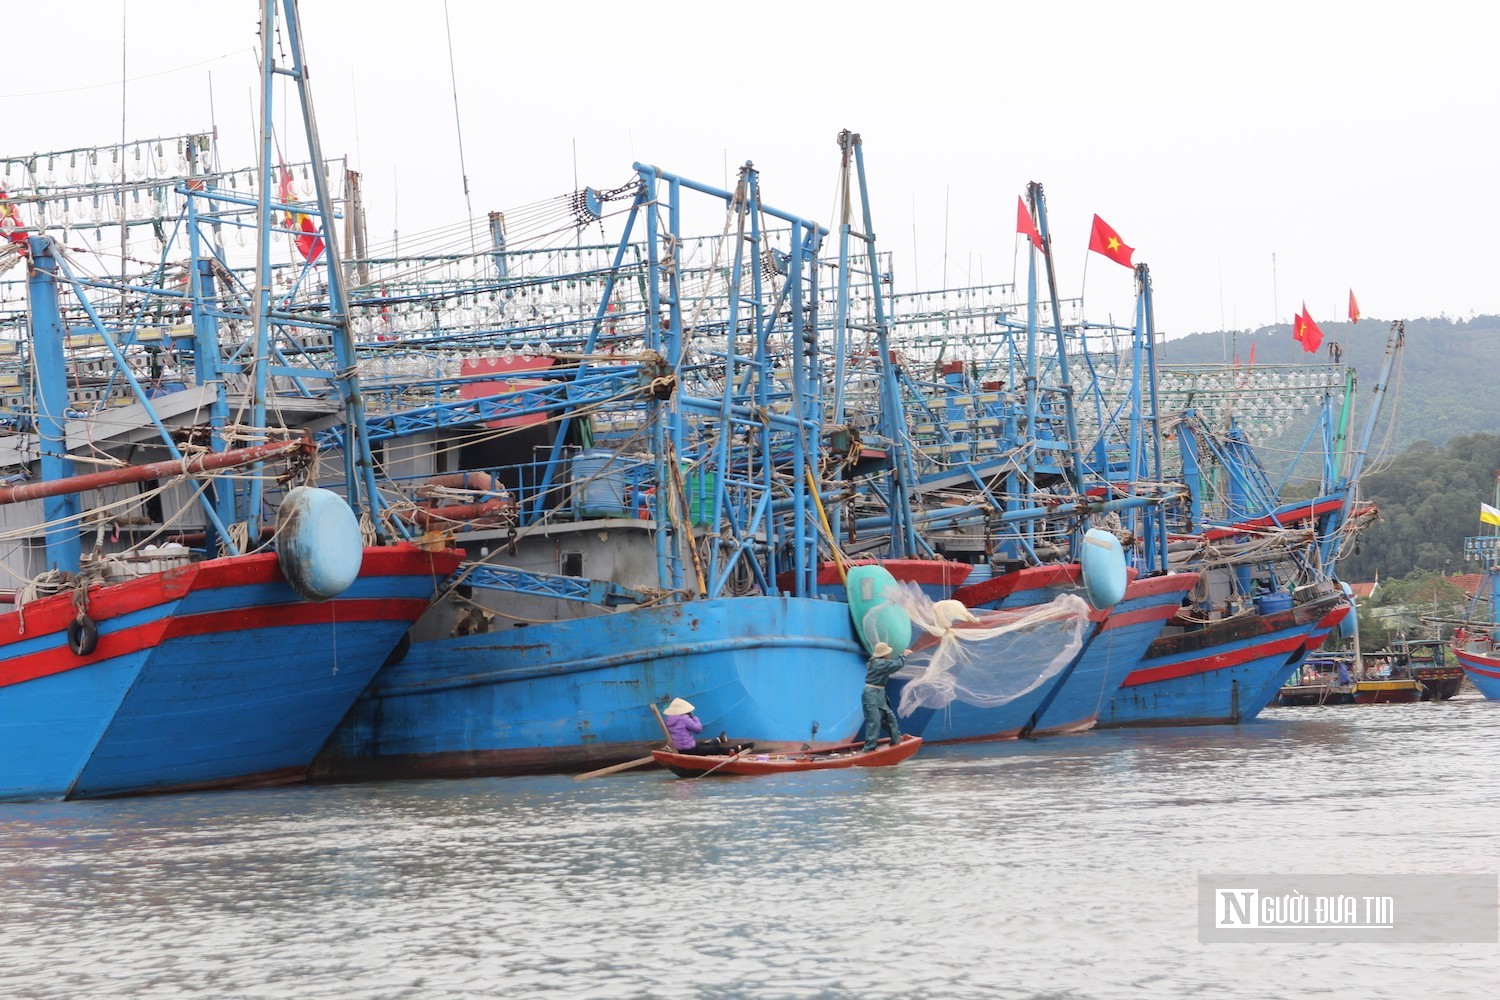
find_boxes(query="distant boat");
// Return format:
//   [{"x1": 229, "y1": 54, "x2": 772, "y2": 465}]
[
  {"x1": 1276, "y1": 655, "x2": 1354, "y2": 706},
  {"x1": 652, "y1": 736, "x2": 921, "y2": 777},
  {"x1": 1450, "y1": 492, "x2": 1500, "y2": 699},
  {"x1": 1350, "y1": 678, "x2": 1422, "y2": 705},
  {"x1": 1391, "y1": 639, "x2": 1465, "y2": 701}
]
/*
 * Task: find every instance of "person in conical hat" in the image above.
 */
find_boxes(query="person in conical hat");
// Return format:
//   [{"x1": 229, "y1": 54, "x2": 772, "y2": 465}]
[
  {"x1": 862, "y1": 639, "x2": 909, "y2": 752},
  {"x1": 659, "y1": 697, "x2": 754, "y2": 756}
]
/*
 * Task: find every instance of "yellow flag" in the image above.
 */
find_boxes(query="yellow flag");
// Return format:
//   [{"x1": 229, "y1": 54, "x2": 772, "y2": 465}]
[{"x1": 1482, "y1": 503, "x2": 1500, "y2": 527}]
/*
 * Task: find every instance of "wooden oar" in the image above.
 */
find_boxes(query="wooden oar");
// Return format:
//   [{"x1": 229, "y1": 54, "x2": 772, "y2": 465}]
[
  {"x1": 691, "y1": 747, "x2": 749, "y2": 779},
  {"x1": 573, "y1": 755, "x2": 659, "y2": 781}
]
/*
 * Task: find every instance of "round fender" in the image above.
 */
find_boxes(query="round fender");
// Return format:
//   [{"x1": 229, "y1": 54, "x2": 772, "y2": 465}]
[
  {"x1": 1080, "y1": 528, "x2": 1128, "y2": 610},
  {"x1": 276, "y1": 486, "x2": 364, "y2": 602},
  {"x1": 68, "y1": 615, "x2": 99, "y2": 656}
]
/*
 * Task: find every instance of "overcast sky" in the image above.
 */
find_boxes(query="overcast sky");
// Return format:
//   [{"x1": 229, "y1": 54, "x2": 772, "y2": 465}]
[{"x1": 3, "y1": 1, "x2": 1494, "y2": 342}]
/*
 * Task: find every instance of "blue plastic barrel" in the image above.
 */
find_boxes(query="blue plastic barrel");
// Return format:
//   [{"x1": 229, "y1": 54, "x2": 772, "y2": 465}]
[
  {"x1": 1256, "y1": 592, "x2": 1294, "y2": 615},
  {"x1": 572, "y1": 449, "x2": 638, "y2": 518}
]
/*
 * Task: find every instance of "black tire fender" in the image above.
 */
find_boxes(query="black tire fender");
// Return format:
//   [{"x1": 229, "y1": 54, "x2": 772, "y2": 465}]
[{"x1": 68, "y1": 615, "x2": 99, "y2": 657}]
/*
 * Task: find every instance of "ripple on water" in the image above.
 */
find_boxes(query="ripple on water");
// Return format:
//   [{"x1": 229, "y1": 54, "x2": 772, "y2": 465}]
[{"x1": 3, "y1": 699, "x2": 1499, "y2": 998}]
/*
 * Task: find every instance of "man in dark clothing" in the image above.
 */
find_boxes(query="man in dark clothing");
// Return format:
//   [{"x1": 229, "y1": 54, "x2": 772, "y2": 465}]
[{"x1": 862, "y1": 641, "x2": 907, "y2": 752}]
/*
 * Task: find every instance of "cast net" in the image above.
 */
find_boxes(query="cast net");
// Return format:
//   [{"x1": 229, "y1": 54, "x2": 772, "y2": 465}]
[{"x1": 871, "y1": 585, "x2": 1093, "y2": 717}]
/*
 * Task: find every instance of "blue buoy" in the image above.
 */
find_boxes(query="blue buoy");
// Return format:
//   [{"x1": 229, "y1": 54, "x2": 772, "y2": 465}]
[
  {"x1": 1080, "y1": 528, "x2": 1127, "y2": 610},
  {"x1": 276, "y1": 486, "x2": 364, "y2": 602}
]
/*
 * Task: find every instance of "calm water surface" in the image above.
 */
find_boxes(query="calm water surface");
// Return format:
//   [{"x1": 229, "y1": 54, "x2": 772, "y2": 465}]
[{"x1": 3, "y1": 696, "x2": 1498, "y2": 999}]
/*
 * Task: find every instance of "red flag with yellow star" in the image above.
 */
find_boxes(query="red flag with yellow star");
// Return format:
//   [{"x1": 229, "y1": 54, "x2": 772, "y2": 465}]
[
  {"x1": 1348, "y1": 289, "x2": 1360, "y2": 324},
  {"x1": 277, "y1": 163, "x2": 325, "y2": 264},
  {"x1": 1088, "y1": 214, "x2": 1133, "y2": 268},
  {"x1": 1293, "y1": 304, "x2": 1323, "y2": 354}
]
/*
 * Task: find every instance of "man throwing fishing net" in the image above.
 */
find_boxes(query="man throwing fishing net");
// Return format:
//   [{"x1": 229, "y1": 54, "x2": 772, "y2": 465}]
[{"x1": 863, "y1": 642, "x2": 908, "y2": 752}]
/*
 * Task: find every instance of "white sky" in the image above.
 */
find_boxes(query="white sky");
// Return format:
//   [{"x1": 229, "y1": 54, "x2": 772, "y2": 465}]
[{"x1": 4, "y1": 1, "x2": 1495, "y2": 339}]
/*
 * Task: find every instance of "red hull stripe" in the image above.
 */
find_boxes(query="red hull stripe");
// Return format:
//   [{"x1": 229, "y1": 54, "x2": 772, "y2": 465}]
[
  {"x1": 1103, "y1": 602, "x2": 1185, "y2": 631},
  {"x1": 1180, "y1": 497, "x2": 1355, "y2": 542},
  {"x1": 0, "y1": 546, "x2": 457, "y2": 644},
  {"x1": 1461, "y1": 660, "x2": 1500, "y2": 680},
  {"x1": 1122, "y1": 634, "x2": 1306, "y2": 687},
  {"x1": 1, "y1": 596, "x2": 430, "y2": 689}
]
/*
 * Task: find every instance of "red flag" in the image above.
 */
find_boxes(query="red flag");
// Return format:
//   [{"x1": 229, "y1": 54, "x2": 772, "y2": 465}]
[
  {"x1": 1088, "y1": 214, "x2": 1134, "y2": 268},
  {"x1": 1248, "y1": 342, "x2": 1257, "y2": 368},
  {"x1": 1348, "y1": 289, "x2": 1360, "y2": 324},
  {"x1": 1293, "y1": 303, "x2": 1323, "y2": 354},
  {"x1": 277, "y1": 163, "x2": 325, "y2": 264},
  {"x1": 1016, "y1": 196, "x2": 1043, "y2": 250}
]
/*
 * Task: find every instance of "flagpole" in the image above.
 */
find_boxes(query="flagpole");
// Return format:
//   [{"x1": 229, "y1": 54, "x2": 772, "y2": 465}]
[{"x1": 1079, "y1": 250, "x2": 1089, "y2": 319}]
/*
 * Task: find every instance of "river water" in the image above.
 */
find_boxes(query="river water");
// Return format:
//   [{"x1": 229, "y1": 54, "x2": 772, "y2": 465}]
[{"x1": 3, "y1": 695, "x2": 1497, "y2": 999}]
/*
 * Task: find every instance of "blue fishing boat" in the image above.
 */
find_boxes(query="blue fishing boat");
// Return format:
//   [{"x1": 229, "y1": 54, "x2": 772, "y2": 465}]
[
  {"x1": 0, "y1": 1, "x2": 462, "y2": 802},
  {"x1": 1099, "y1": 589, "x2": 1346, "y2": 727},
  {"x1": 1451, "y1": 507, "x2": 1500, "y2": 699},
  {"x1": 315, "y1": 595, "x2": 863, "y2": 778},
  {"x1": 312, "y1": 158, "x2": 878, "y2": 780}
]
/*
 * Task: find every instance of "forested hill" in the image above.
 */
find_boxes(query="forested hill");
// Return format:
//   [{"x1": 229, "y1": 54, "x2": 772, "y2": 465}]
[
  {"x1": 1159, "y1": 314, "x2": 1500, "y2": 452},
  {"x1": 1332, "y1": 432, "x2": 1500, "y2": 583}
]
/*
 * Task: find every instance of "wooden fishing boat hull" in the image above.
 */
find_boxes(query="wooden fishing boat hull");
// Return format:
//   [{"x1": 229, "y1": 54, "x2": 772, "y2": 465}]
[
  {"x1": 1097, "y1": 592, "x2": 1345, "y2": 728},
  {"x1": 1451, "y1": 640, "x2": 1500, "y2": 699},
  {"x1": 310, "y1": 595, "x2": 869, "y2": 781},
  {"x1": 1351, "y1": 679, "x2": 1422, "y2": 704},
  {"x1": 653, "y1": 736, "x2": 921, "y2": 777},
  {"x1": 0, "y1": 545, "x2": 460, "y2": 802},
  {"x1": 1276, "y1": 683, "x2": 1353, "y2": 707},
  {"x1": 957, "y1": 568, "x2": 1201, "y2": 736},
  {"x1": 1413, "y1": 666, "x2": 1464, "y2": 701}
]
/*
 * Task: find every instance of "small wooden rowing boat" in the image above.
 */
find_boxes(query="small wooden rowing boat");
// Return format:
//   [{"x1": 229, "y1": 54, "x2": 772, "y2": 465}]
[{"x1": 652, "y1": 736, "x2": 922, "y2": 777}]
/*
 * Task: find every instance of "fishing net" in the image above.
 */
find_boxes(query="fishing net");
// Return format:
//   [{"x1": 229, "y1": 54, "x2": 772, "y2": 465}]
[{"x1": 876, "y1": 585, "x2": 1093, "y2": 716}]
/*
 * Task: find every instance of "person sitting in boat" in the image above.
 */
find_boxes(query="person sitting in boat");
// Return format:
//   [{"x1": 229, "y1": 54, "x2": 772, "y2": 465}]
[
  {"x1": 862, "y1": 641, "x2": 908, "y2": 753},
  {"x1": 661, "y1": 698, "x2": 749, "y2": 755}
]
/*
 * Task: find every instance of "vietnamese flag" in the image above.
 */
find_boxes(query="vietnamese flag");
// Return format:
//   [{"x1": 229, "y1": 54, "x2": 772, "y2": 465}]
[
  {"x1": 277, "y1": 162, "x2": 325, "y2": 264},
  {"x1": 1088, "y1": 214, "x2": 1134, "y2": 268},
  {"x1": 1293, "y1": 303, "x2": 1323, "y2": 354},
  {"x1": 1348, "y1": 289, "x2": 1361, "y2": 324},
  {"x1": 1016, "y1": 196, "x2": 1043, "y2": 250}
]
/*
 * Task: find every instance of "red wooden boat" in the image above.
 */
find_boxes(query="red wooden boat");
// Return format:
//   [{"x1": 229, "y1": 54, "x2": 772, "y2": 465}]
[{"x1": 652, "y1": 736, "x2": 922, "y2": 777}]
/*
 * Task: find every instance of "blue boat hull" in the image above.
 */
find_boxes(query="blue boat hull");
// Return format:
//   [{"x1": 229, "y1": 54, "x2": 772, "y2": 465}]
[
  {"x1": 1096, "y1": 593, "x2": 1344, "y2": 728},
  {"x1": 1452, "y1": 644, "x2": 1500, "y2": 699},
  {"x1": 1031, "y1": 572, "x2": 1200, "y2": 734},
  {"x1": 311, "y1": 595, "x2": 868, "y2": 779},
  {"x1": 948, "y1": 560, "x2": 1170, "y2": 740},
  {"x1": 0, "y1": 546, "x2": 459, "y2": 802}
]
